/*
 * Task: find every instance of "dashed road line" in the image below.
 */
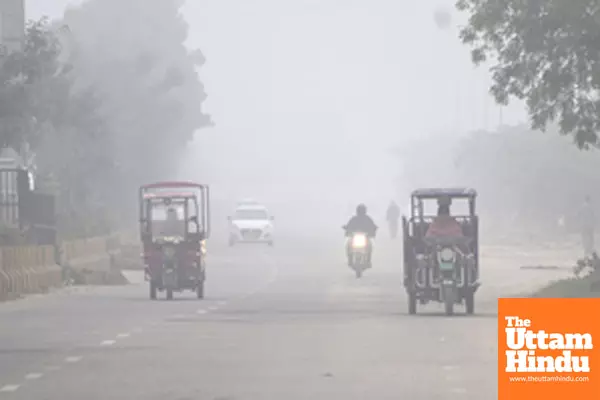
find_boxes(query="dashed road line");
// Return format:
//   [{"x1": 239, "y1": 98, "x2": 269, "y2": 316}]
[
  {"x1": 442, "y1": 365, "x2": 460, "y2": 371},
  {"x1": 65, "y1": 356, "x2": 82, "y2": 363},
  {"x1": 207, "y1": 306, "x2": 218, "y2": 311},
  {"x1": 25, "y1": 373, "x2": 43, "y2": 380},
  {"x1": 0, "y1": 385, "x2": 20, "y2": 392},
  {"x1": 218, "y1": 301, "x2": 227, "y2": 306},
  {"x1": 196, "y1": 309, "x2": 207, "y2": 314},
  {"x1": 116, "y1": 333, "x2": 130, "y2": 338},
  {"x1": 100, "y1": 340, "x2": 116, "y2": 346},
  {"x1": 45, "y1": 365, "x2": 61, "y2": 371}
]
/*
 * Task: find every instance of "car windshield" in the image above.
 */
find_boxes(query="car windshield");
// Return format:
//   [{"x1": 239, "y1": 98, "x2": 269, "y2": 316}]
[{"x1": 233, "y1": 209, "x2": 268, "y2": 220}]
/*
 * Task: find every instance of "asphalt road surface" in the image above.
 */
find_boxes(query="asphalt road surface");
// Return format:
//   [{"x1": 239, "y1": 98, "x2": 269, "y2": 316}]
[{"x1": 0, "y1": 233, "x2": 575, "y2": 400}]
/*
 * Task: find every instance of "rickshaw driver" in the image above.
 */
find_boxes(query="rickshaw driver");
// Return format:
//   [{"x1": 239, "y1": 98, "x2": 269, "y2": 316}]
[
  {"x1": 164, "y1": 206, "x2": 183, "y2": 236},
  {"x1": 425, "y1": 197, "x2": 464, "y2": 237}
]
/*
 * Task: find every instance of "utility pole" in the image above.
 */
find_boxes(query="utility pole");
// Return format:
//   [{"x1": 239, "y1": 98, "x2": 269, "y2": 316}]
[{"x1": 0, "y1": 0, "x2": 25, "y2": 55}]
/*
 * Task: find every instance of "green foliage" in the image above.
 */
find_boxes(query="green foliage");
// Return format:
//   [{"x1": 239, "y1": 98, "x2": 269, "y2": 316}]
[
  {"x1": 61, "y1": 0, "x2": 212, "y2": 188},
  {"x1": 456, "y1": 0, "x2": 600, "y2": 148},
  {"x1": 395, "y1": 124, "x2": 600, "y2": 235},
  {"x1": 1, "y1": 0, "x2": 212, "y2": 237},
  {"x1": 532, "y1": 271, "x2": 600, "y2": 298}
]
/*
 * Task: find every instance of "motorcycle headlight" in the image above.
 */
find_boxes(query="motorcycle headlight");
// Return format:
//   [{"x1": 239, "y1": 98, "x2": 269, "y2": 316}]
[
  {"x1": 352, "y1": 234, "x2": 368, "y2": 248},
  {"x1": 439, "y1": 247, "x2": 455, "y2": 262},
  {"x1": 200, "y1": 240, "x2": 207, "y2": 255}
]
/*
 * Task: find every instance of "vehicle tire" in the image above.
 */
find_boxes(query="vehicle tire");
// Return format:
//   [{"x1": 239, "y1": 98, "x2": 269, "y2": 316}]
[
  {"x1": 166, "y1": 288, "x2": 173, "y2": 300},
  {"x1": 196, "y1": 281, "x2": 204, "y2": 299},
  {"x1": 408, "y1": 293, "x2": 417, "y2": 315},
  {"x1": 443, "y1": 286, "x2": 454, "y2": 316},
  {"x1": 355, "y1": 268, "x2": 362, "y2": 279},
  {"x1": 228, "y1": 237, "x2": 235, "y2": 247},
  {"x1": 149, "y1": 281, "x2": 157, "y2": 300},
  {"x1": 268, "y1": 241, "x2": 274, "y2": 247},
  {"x1": 465, "y1": 291, "x2": 475, "y2": 315}
]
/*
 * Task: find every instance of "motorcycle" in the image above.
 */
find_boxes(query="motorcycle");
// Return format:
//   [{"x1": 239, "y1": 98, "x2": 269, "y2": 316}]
[
  {"x1": 343, "y1": 228, "x2": 373, "y2": 278},
  {"x1": 436, "y1": 244, "x2": 460, "y2": 316}
]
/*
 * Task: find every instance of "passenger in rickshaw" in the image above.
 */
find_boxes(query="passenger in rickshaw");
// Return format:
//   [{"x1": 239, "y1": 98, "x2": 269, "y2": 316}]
[
  {"x1": 163, "y1": 207, "x2": 183, "y2": 236},
  {"x1": 425, "y1": 197, "x2": 463, "y2": 238}
]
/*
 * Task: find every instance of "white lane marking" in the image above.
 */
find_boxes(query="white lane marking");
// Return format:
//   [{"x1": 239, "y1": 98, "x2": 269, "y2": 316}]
[
  {"x1": 0, "y1": 385, "x2": 20, "y2": 392},
  {"x1": 439, "y1": 336, "x2": 446, "y2": 342},
  {"x1": 196, "y1": 309, "x2": 207, "y2": 314},
  {"x1": 101, "y1": 340, "x2": 116, "y2": 346},
  {"x1": 442, "y1": 365, "x2": 460, "y2": 371},
  {"x1": 25, "y1": 373, "x2": 43, "y2": 380},
  {"x1": 218, "y1": 301, "x2": 227, "y2": 306},
  {"x1": 132, "y1": 327, "x2": 143, "y2": 333},
  {"x1": 207, "y1": 306, "x2": 218, "y2": 311},
  {"x1": 65, "y1": 356, "x2": 82, "y2": 363},
  {"x1": 116, "y1": 333, "x2": 130, "y2": 338}
]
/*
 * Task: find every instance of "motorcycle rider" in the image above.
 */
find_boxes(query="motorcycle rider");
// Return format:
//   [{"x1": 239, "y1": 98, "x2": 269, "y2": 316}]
[
  {"x1": 426, "y1": 196, "x2": 463, "y2": 237},
  {"x1": 344, "y1": 204, "x2": 378, "y2": 266},
  {"x1": 386, "y1": 200, "x2": 400, "y2": 239}
]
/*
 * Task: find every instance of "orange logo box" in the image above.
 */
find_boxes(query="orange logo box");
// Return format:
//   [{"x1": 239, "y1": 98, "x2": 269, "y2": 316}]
[{"x1": 498, "y1": 298, "x2": 600, "y2": 399}]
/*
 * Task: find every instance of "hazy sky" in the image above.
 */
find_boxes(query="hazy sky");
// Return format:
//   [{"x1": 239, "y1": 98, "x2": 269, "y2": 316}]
[{"x1": 26, "y1": 0, "x2": 527, "y2": 220}]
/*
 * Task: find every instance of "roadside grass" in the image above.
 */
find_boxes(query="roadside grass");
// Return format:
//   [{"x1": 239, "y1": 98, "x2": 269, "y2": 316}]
[{"x1": 531, "y1": 271, "x2": 600, "y2": 298}]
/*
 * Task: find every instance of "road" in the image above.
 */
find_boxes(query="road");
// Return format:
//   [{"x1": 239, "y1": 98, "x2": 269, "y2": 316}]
[{"x1": 0, "y1": 233, "x2": 574, "y2": 399}]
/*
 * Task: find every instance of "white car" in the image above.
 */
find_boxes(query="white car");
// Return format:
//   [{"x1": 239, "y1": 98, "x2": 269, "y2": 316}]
[{"x1": 228, "y1": 205, "x2": 274, "y2": 246}]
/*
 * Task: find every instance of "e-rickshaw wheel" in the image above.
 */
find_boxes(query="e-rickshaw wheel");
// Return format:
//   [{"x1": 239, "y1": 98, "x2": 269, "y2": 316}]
[
  {"x1": 196, "y1": 281, "x2": 204, "y2": 299},
  {"x1": 465, "y1": 291, "x2": 475, "y2": 315},
  {"x1": 166, "y1": 288, "x2": 173, "y2": 300},
  {"x1": 408, "y1": 293, "x2": 417, "y2": 315},
  {"x1": 149, "y1": 282, "x2": 157, "y2": 300}
]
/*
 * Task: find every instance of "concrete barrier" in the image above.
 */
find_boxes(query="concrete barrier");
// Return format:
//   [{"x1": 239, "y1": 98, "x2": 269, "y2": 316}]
[
  {"x1": 0, "y1": 232, "x2": 135, "y2": 301},
  {"x1": 0, "y1": 245, "x2": 62, "y2": 300},
  {"x1": 61, "y1": 234, "x2": 126, "y2": 285}
]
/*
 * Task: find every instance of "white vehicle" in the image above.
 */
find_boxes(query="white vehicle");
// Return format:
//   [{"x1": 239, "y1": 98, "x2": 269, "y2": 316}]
[{"x1": 228, "y1": 205, "x2": 274, "y2": 246}]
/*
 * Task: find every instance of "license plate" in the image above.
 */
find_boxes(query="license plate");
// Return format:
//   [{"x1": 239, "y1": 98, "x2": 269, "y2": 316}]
[{"x1": 439, "y1": 262, "x2": 454, "y2": 271}]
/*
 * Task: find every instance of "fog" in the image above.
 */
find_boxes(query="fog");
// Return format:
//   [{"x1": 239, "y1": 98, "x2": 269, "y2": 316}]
[{"x1": 27, "y1": 0, "x2": 529, "y2": 237}]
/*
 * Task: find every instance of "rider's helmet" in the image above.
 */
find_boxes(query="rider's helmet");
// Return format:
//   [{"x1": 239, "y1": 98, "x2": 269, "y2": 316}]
[{"x1": 356, "y1": 204, "x2": 367, "y2": 216}]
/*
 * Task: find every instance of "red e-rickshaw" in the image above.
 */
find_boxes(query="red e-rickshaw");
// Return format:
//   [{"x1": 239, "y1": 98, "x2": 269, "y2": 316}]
[{"x1": 139, "y1": 181, "x2": 210, "y2": 300}]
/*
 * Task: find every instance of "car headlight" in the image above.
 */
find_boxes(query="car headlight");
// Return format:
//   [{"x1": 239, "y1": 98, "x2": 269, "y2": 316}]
[
  {"x1": 200, "y1": 240, "x2": 207, "y2": 255},
  {"x1": 439, "y1": 247, "x2": 455, "y2": 262},
  {"x1": 352, "y1": 234, "x2": 368, "y2": 248}
]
